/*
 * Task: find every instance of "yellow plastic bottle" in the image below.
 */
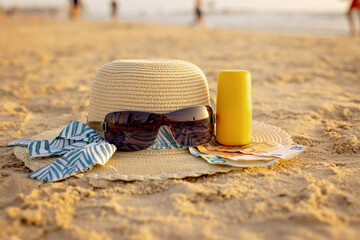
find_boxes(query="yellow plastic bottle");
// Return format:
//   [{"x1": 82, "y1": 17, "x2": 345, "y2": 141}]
[{"x1": 216, "y1": 70, "x2": 252, "y2": 145}]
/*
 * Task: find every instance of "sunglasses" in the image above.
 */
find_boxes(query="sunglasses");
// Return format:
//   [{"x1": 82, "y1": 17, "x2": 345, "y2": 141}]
[{"x1": 87, "y1": 106, "x2": 215, "y2": 152}]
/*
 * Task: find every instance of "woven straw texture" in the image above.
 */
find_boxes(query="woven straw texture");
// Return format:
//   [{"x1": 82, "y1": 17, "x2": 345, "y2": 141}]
[
  {"x1": 13, "y1": 120, "x2": 292, "y2": 181},
  {"x1": 88, "y1": 59, "x2": 211, "y2": 121}
]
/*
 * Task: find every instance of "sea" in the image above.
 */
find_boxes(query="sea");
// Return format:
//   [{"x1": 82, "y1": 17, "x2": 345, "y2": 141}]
[
  {"x1": 78, "y1": 9, "x2": 353, "y2": 37},
  {"x1": 3, "y1": 0, "x2": 354, "y2": 36}
]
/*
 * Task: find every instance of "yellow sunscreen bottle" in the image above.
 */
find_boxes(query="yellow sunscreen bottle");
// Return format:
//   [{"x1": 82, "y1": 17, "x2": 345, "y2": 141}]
[{"x1": 216, "y1": 70, "x2": 252, "y2": 145}]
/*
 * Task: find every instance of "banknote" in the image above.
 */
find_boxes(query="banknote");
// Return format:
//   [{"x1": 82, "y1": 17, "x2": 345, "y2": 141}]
[
  {"x1": 251, "y1": 144, "x2": 307, "y2": 159},
  {"x1": 197, "y1": 145, "x2": 276, "y2": 161},
  {"x1": 203, "y1": 140, "x2": 279, "y2": 154},
  {"x1": 199, "y1": 144, "x2": 307, "y2": 160},
  {"x1": 189, "y1": 147, "x2": 278, "y2": 167}
]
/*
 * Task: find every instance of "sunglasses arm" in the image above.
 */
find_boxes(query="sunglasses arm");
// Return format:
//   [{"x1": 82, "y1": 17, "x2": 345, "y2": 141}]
[
  {"x1": 86, "y1": 121, "x2": 107, "y2": 132},
  {"x1": 211, "y1": 114, "x2": 216, "y2": 125}
]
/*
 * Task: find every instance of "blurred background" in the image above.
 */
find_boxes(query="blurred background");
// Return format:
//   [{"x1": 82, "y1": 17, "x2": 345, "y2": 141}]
[{"x1": 0, "y1": 0, "x2": 356, "y2": 36}]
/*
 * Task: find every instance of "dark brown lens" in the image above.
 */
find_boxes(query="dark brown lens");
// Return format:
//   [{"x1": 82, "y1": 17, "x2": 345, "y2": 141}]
[
  {"x1": 104, "y1": 106, "x2": 214, "y2": 151},
  {"x1": 104, "y1": 111, "x2": 160, "y2": 151},
  {"x1": 166, "y1": 106, "x2": 214, "y2": 146}
]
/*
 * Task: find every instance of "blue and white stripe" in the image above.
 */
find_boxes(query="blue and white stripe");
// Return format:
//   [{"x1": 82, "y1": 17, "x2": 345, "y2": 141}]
[
  {"x1": 149, "y1": 126, "x2": 183, "y2": 150},
  {"x1": 8, "y1": 139, "x2": 34, "y2": 147},
  {"x1": 29, "y1": 142, "x2": 116, "y2": 182}
]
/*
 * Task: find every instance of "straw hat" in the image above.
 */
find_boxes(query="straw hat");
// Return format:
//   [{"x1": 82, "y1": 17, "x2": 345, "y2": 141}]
[{"x1": 13, "y1": 59, "x2": 292, "y2": 181}]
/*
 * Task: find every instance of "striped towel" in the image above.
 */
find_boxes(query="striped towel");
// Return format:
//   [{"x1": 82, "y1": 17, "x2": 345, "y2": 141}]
[{"x1": 8, "y1": 121, "x2": 183, "y2": 182}]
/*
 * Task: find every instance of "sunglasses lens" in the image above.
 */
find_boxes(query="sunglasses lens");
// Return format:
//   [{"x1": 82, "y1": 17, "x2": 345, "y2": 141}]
[
  {"x1": 104, "y1": 111, "x2": 159, "y2": 151},
  {"x1": 167, "y1": 106, "x2": 214, "y2": 146},
  {"x1": 104, "y1": 106, "x2": 214, "y2": 151}
]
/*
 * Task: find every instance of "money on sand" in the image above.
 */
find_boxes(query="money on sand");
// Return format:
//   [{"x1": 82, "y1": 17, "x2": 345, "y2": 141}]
[
  {"x1": 250, "y1": 144, "x2": 307, "y2": 159},
  {"x1": 189, "y1": 147, "x2": 278, "y2": 167},
  {"x1": 197, "y1": 145, "x2": 276, "y2": 161},
  {"x1": 203, "y1": 140, "x2": 279, "y2": 154},
  {"x1": 202, "y1": 140, "x2": 307, "y2": 160}
]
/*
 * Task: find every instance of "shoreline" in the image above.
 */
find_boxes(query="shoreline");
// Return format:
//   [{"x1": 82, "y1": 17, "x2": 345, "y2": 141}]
[{"x1": 0, "y1": 11, "x2": 352, "y2": 38}]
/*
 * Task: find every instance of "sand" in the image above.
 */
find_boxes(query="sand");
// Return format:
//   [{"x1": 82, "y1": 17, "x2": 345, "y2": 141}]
[{"x1": 0, "y1": 19, "x2": 359, "y2": 240}]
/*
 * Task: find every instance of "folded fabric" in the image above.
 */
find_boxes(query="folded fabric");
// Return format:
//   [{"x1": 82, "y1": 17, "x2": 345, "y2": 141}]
[
  {"x1": 28, "y1": 142, "x2": 116, "y2": 182},
  {"x1": 9, "y1": 121, "x2": 105, "y2": 158},
  {"x1": 8, "y1": 121, "x2": 183, "y2": 182},
  {"x1": 8, "y1": 121, "x2": 116, "y2": 182}
]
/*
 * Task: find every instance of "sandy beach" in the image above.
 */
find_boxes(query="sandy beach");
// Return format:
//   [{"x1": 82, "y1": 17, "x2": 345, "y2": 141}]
[{"x1": 0, "y1": 19, "x2": 360, "y2": 239}]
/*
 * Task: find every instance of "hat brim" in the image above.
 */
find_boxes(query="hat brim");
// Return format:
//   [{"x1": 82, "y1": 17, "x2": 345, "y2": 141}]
[{"x1": 13, "y1": 121, "x2": 292, "y2": 181}]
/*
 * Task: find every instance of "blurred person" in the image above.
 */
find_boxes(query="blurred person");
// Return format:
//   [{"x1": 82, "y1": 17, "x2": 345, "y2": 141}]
[
  {"x1": 5, "y1": 7, "x2": 18, "y2": 18},
  {"x1": 195, "y1": 0, "x2": 204, "y2": 25},
  {"x1": 111, "y1": 0, "x2": 118, "y2": 20},
  {"x1": 70, "y1": 0, "x2": 82, "y2": 20},
  {"x1": 347, "y1": 0, "x2": 360, "y2": 36}
]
